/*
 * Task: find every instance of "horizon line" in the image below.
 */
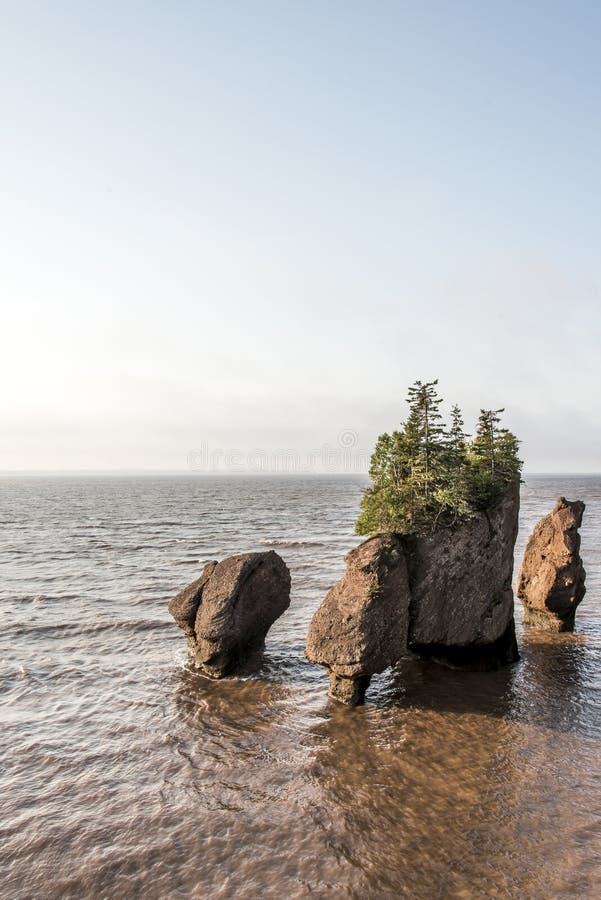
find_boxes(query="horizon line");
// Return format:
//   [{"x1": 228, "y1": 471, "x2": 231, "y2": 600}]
[{"x1": 1, "y1": 469, "x2": 600, "y2": 478}]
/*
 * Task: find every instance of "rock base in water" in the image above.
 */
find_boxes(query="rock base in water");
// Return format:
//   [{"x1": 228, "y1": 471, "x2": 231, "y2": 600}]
[
  {"x1": 169, "y1": 551, "x2": 291, "y2": 677},
  {"x1": 517, "y1": 497, "x2": 586, "y2": 632},
  {"x1": 410, "y1": 619, "x2": 519, "y2": 670},
  {"x1": 522, "y1": 606, "x2": 576, "y2": 633},
  {"x1": 306, "y1": 481, "x2": 520, "y2": 706},
  {"x1": 328, "y1": 672, "x2": 371, "y2": 706}
]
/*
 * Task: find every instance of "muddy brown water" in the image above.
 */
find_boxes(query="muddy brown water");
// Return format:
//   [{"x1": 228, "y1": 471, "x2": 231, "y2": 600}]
[{"x1": 1, "y1": 475, "x2": 600, "y2": 898}]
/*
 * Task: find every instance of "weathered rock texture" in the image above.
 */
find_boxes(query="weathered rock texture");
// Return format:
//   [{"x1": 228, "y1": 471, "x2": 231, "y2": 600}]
[
  {"x1": 406, "y1": 479, "x2": 520, "y2": 669},
  {"x1": 306, "y1": 481, "x2": 520, "y2": 705},
  {"x1": 516, "y1": 497, "x2": 586, "y2": 632},
  {"x1": 168, "y1": 551, "x2": 291, "y2": 677},
  {"x1": 305, "y1": 535, "x2": 410, "y2": 705}
]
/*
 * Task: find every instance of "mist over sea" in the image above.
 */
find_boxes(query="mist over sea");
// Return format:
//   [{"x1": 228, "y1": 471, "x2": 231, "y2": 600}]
[{"x1": 1, "y1": 474, "x2": 600, "y2": 898}]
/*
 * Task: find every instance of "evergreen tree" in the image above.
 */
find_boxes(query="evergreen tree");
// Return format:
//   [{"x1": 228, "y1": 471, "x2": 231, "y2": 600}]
[
  {"x1": 433, "y1": 404, "x2": 470, "y2": 526},
  {"x1": 355, "y1": 430, "x2": 414, "y2": 533},
  {"x1": 471, "y1": 408, "x2": 504, "y2": 477},
  {"x1": 448, "y1": 404, "x2": 468, "y2": 458},
  {"x1": 405, "y1": 379, "x2": 446, "y2": 503},
  {"x1": 495, "y1": 428, "x2": 523, "y2": 482},
  {"x1": 355, "y1": 382, "x2": 523, "y2": 536},
  {"x1": 356, "y1": 379, "x2": 449, "y2": 534},
  {"x1": 465, "y1": 408, "x2": 522, "y2": 509}
]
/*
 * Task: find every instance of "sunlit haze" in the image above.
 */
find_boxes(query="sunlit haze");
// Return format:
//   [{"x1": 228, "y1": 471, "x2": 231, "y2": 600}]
[{"x1": 2, "y1": 2, "x2": 600, "y2": 472}]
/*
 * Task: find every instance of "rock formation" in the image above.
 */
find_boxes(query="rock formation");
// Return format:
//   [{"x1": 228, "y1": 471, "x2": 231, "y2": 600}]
[
  {"x1": 305, "y1": 535, "x2": 410, "y2": 705},
  {"x1": 405, "y1": 479, "x2": 520, "y2": 669},
  {"x1": 169, "y1": 551, "x2": 291, "y2": 677},
  {"x1": 306, "y1": 481, "x2": 520, "y2": 705},
  {"x1": 516, "y1": 497, "x2": 586, "y2": 632}
]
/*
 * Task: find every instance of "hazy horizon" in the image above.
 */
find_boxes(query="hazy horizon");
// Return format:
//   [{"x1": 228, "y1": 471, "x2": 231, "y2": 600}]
[
  {"x1": 1, "y1": 468, "x2": 599, "y2": 477},
  {"x1": 2, "y1": 2, "x2": 601, "y2": 473}
]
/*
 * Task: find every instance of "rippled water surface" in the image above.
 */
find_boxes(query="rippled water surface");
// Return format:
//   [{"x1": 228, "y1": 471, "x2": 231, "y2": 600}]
[{"x1": 1, "y1": 474, "x2": 600, "y2": 898}]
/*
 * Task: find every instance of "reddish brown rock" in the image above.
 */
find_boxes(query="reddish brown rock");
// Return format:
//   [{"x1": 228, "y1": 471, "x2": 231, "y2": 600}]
[
  {"x1": 168, "y1": 561, "x2": 217, "y2": 637},
  {"x1": 305, "y1": 535, "x2": 410, "y2": 705},
  {"x1": 168, "y1": 551, "x2": 291, "y2": 677},
  {"x1": 307, "y1": 482, "x2": 521, "y2": 705},
  {"x1": 517, "y1": 497, "x2": 586, "y2": 632}
]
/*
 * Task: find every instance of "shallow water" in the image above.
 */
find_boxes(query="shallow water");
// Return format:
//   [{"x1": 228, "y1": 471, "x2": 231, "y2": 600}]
[{"x1": 1, "y1": 474, "x2": 600, "y2": 898}]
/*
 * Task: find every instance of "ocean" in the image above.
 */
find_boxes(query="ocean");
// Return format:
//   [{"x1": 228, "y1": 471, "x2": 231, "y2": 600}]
[{"x1": 1, "y1": 474, "x2": 600, "y2": 898}]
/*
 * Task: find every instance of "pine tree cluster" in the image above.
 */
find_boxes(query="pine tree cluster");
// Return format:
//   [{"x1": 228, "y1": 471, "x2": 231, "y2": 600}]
[{"x1": 355, "y1": 379, "x2": 523, "y2": 536}]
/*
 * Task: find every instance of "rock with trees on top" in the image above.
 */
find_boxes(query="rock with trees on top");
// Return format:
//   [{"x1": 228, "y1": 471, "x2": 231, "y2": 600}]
[{"x1": 306, "y1": 379, "x2": 523, "y2": 705}]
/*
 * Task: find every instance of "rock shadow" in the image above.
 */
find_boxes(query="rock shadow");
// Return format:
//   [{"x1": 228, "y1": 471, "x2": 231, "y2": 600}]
[
  {"x1": 356, "y1": 631, "x2": 598, "y2": 738},
  {"x1": 305, "y1": 690, "x2": 584, "y2": 898}
]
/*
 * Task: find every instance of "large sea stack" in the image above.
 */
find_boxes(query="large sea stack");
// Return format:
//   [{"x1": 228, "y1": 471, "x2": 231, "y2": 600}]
[
  {"x1": 306, "y1": 481, "x2": 520, "y2": 705},
  {"x1": 516, "y1": 497, "x2": 586, "y2": 632},
  {"x1": 169, "y1": 551, "x2": 291, "y2": 677}
]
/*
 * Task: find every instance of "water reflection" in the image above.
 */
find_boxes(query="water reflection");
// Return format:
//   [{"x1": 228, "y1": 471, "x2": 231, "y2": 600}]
[
  {"x1": 167, "y1": 641, "x2": 600, "y2": 897},
  {"x1": 174, "y1": 666, "x2": 290, "y2": 736},
  {"x1": 308, "y1": 652, "x2": 600, "y2": 898},
  {"x1": 512, "y1": 633, "x2": 601, "y2": 740},
  {"x1": 309, "y1": 700, "x2": 525, "y2": 896},
  {"x1": 384, "y1": 654, "x2": 516, "y2": 719}
]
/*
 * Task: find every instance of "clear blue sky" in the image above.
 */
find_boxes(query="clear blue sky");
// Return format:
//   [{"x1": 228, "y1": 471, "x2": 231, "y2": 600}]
[{"x1": 2, "y1": 1, "x2": 600, "y2": 471}]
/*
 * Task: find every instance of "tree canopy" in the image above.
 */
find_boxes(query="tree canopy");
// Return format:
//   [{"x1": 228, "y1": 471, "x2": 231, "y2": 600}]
[{"x1": 355, "y1": 380, "x2": 522, "y2": 536}]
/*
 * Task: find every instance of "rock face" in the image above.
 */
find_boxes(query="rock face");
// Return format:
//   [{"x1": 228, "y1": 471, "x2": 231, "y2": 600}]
[
  {"x1": 306, "y1": 481, "x2": 520, "y2": 705},
  {"x1": 516, "y1": 497, "x2": 586, "y2": 631},
  {"x1": 406, "y1": 479, "x2": 520, "y2": 669},
  {"x1": 168, "y1": 551, "x2": 291, "y2": 677},
  {"x1": 305, "y1": 535, "x2": 410, "y2": 705}
]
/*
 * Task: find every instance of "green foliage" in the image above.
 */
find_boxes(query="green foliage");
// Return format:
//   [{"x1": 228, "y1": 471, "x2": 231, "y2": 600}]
[{"x1": 355, "y1": 381, "x2": 523, "y2": 536}]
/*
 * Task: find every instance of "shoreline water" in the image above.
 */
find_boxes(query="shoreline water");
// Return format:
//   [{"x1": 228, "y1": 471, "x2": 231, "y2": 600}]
[{"x1": 1, "y1": 474, "x2": 600, "y2": 898}]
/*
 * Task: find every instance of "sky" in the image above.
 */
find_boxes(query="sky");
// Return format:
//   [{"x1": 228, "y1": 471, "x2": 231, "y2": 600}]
[{"x1": 1, "y1": 1, "x2": 600, "y2": 472}]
